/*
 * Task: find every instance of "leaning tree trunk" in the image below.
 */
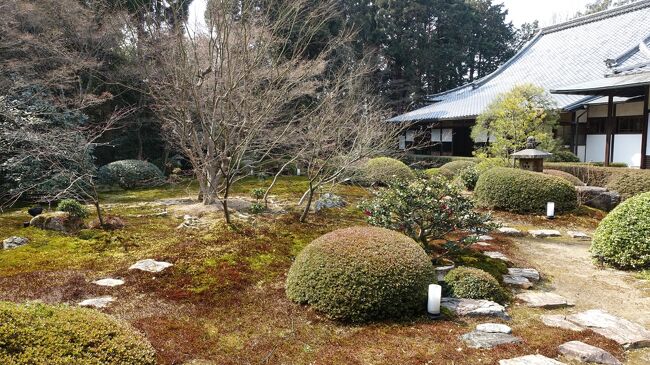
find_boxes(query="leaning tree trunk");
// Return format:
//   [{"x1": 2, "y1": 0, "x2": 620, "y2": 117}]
[
  {"x1": 299, "y1": 184, "x2": 315, "y2": 223},
  {"x1": 93, "y1": 201, "x2": 105, "y2": 227}
]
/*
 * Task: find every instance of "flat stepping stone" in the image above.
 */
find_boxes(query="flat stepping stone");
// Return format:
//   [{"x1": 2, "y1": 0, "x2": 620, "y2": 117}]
[
  {"x1": 92, "y1": 278, "x2": 125, "y2": 287},
  {"x1": 566, "y1": 309, "x2": 650, "y2": 349},
  {"x1": 516, "y1": 292, "x2": 573, "y2": 309},
  {"x1": 129, "y1": 259, "x2": 173, "y2": 273},
  {"x1": 508, "y1": 268, "x2": 540, "y2": 282},
  {"x1": 479, "y1": 235, "x2": 494, "y2": 241},
  {"x1": 474, "y1": 241, "x2": 492, "y2": 247},
  {"x1": 461, "y1": 330, "x2": 522, "y2": 349},
  {"x1": 567, "y1": 231, "x2": 591, "y2": 240},
  {"x1": 503, "y1": 275, "x2": 533, "y2": 289},
  {"x1": 529, "y1": 229, "x2": 561, "y2": 238},
  {"x1": 499, "y1": 355, "x2": 566, "y2": 365},
  {"x1": 3, "y1": 236, "x2": 29, "y2": 249},
  {"x1": 79, "y1": 296, "x2": 115, "y2": 308},
  {"x1": 484, "y1": 251, "x2": 511, "y2": 262},
  {"x1": 477, "y1": 323, "x2": 512, "y2": 334},
  {"x1": 558, "y1": 341, "x2": 621, "y2": 365},
  {"x1": 498, "y1": 227, "x2": 524, "y2": 236},
  {"x1": 540, "y1": 315, "x2": 584, "y2": 332},
  {"x1": 442, "y1": 298, "x2": 509, "y2": 319}
]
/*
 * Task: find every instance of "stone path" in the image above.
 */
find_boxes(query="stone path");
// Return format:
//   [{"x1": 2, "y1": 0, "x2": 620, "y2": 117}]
[
  {"x1": 79, "y1": 296, "x2": 115, "y2": 308},
  {"x1": 540, "y1": 315, "x2": 584, "y2": 332},
  {"x1": 528, "y1": 229, "x2": 561, "y2": 238},
  {"x1": 484, "y1": 251, "x2": 511, "y2": 262},
  {"x1": 516, "y1": 292, "x2": 573, "y2": 309},
  {"x1": 558, "y1": 340, "x2": 621, "y2": 365},
  {"x1": 566, "y1": 310, "x2": 650, "y2": 349},
  {"x1": 93, "y1": 278, "x2": 125, "y2": 287},
  {"x1": 461, "y1": 330, "x2": 522, "y2": 349},
  {"x1": 441, "y1": 298, "x2": 509, "y2": 319},
  {"x1": 129, "y1": 259, "x2": 173, "y2": 273},
  {"x1": 499, "y1": 354, "x2": 566, "y2": 365}
]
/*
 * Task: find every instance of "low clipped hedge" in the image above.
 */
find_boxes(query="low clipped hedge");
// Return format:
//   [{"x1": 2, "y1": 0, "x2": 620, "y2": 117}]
[
  {"x1": 444, "y1": 267, "x2": 509, "y2": 304},
  {"x1": 286, "y1": 226, "x2": 434, "y2": 322},
  {"x1": 438, "y1": 160, "x2": 476, "y2": 180},
  {"x1": 0, "y1": 301, "x2": 155, "y2": 364},
  {"x1": 357, "y1": 157, "x2": 415, "y2": 186},
  {"x1": 546, "y1": 163, "x2": 650, "y2": 199},
  {"x1": 606, "y1": 172, "x2": 650, "y2": 200},
  {"x1": 98, "y1": 160, "x2": 165, "y2": 189},
  {"x1": 543, "y1": 169, "x2": 585, "y2": 186},
  {"x1": 591, "y1": 192, "x2": 650, "y2": 269},
  {"x1": 402, "y1": 155, "x2": 475, "y2": 169},
  {"x1": 475, "y1": 167, "x2": 578, "y2": 214},
  {"x1": 547, "y1": 150, "x2": 580, "y2": 163}
]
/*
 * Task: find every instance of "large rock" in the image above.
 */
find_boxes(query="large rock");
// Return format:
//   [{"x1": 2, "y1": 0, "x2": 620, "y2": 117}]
[
  {"x1": 476, "y1": 323, "x2": 512, "y2": 334},
  {"x1": 508, "y1": 268, "x2": 540, "y2": 282},
  {"x1": 529, "y1": 229, "x2": 561, "y2": 238},
  {"x1": 461, "y1": 330, "x2": 522, "y2": 349},
  {"x1": 129, "y1": 259, "x2": 173, "y2": 273},
  {"x1": 540, "y1": 315, "x2": 584, "y2": 332},
  {"x1": 29, "y1": 212, "x2": 84, "y2": 233},
  {"x1": 516, "y1": 292, "x2": 572, "y2": 309},
  {"x1": 3, "y1": 236, "x2": 29, "y2": 249},
  {"x1": 499, "y1": 355, "x2": 566, "y2": 365},
  {"x1": 566, "y1": 309, "x2": 650, "y2": 349},
  {"x1": 314, "y1": 193, "x2": 346, "y2": 212},
  {"x1": 576, "y1": 186, "x2": 620, "y2": 212},
  {"x1": 442, "y1": 298, "x2": 509, "y2": 319},
  {"x1": 558, "y1": 341, "x2": 621, "y2": 365}
]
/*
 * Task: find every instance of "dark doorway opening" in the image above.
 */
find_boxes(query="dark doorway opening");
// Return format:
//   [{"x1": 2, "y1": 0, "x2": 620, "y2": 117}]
[{"x1": 453, "y1": 127, "x2": 473, "y2": 156}]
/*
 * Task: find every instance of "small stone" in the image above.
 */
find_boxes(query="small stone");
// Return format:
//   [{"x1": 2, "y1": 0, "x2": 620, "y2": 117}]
[
  {"x1": 516, "y1": 292, "x2": 572, "y2": 309},
  {"x1": 503, "y1": 275, "x2": 533, "y2": 289},
  {"x1": 442, "y1": 298, "x2": 509, "y2": 319},
  {"x1": 79, "y1": 296, "x2": 114, "y2": 308},
  {"x1": 566, "y1": 309, "x2": 650, "y2": 349},
  {"x1": 129, "y1": 259, "x2": 173, "y2": 273},
  {"x1": 474, "y1": 241, "x2": 492, "y2": 247},
  {"x1": 476, "y1": 323, "x2": 512, "y2": 334},
  {"x1": 529, "y1": 229, "x2": 561, "y2": 238},
  {"x1": 498, "y1": 227, "x2": 524, "y2": 236},
  {"x1": 314, "y1": 193, "x2": 346, "y2": 212},
  {"x1": 484, "y1": 251, "x2": 511, "y2": 262},
  {"x1": 461, "y1": 330, "x2": 522, "y2": 349},
  {"x1": 479, "y1": 235, "x2": 494, "y2": 241},
  {"x1": 558, "y1": 341, "x2": 621, "y2": 365},
  {"x1": 540, "y1": 315, "x2": 584, "y2": 332},
  {"x1": 3, "y1": 236, "x2": 29, "y2": 249},
  {"x1": 567, "y1": 231, "x2": 590, "y2": 240},
  {"x1": 92, "y1": 278, "x2": 125, "y2": 287},
  {"x1": 499, "y1": 354, "x2": 566, "y2": 365},
  {"x1": 508, "y1": 268, "x2": 540, "y2": 282}
]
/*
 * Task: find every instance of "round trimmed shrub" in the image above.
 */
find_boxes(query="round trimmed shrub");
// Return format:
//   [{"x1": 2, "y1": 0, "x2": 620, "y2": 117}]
[
  {"x1": 57, "y1": 199, "x2": 89, "y2": 218},
  {"x1": 606, "y1": 171, "x2": 650, "y2": 200},
  {"x1": 544, "y1": 169, "x2": 585, "y2": 186},
  {"x1": 98, "y1": 160, "x2": 165, "y2": 189},
  {"x1": 286, "y1": 226, "x2": 434, "y2": 322},
  {"x1": 548, "y1": 150, "x2": 580, "y2": 163},
  {"x1": 459, "y1": 166, "x2": 479, "y2": 190},
  {"x1": 0, "y1": 301, "x2": 155, "y2": 364},
  {"x1": 439, "y1": 160, "x2": 476, "y2": 179},
  {"x1": 357, "y1": 157, "x2": 415, "y2": 186},
  {"x1": 475, "y1": 167, "x2": 578, "y2": 214},
  {"x1": 444, "y1": 267, "x2": 509, "y2": 303},
  {"x1": 591, "y1": 192, "x2": 650, "y2": 268}
]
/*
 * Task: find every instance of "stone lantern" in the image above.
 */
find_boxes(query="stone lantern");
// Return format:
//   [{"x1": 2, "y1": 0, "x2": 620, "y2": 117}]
[{"x1": 510, "y1": 137, "x2": 552, "y2": 172}]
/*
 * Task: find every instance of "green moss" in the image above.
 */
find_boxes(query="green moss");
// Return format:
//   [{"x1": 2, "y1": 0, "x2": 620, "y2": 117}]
[{"x1": 455, "y1": 253, "x2": 509, "y2": 282}]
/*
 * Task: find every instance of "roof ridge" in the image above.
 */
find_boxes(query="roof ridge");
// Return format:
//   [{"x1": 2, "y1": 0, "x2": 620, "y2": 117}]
[{"x1": 542, "y1": 0, "x2": 650, "y2": 34}]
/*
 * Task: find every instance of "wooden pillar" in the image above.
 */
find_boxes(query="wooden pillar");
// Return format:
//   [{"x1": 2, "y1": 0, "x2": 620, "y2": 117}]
[
  {"x1": 604, "y1": 95, "x2": 614, "y2": 166},
  {"x1": 642, "y1": 86, "x2": 649, "y2": 169}
]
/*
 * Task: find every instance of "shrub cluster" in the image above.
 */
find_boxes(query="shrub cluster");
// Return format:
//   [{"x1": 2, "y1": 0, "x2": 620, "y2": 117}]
[
  {"x1": 547, "y1": 150, "x2": 580, "y2": 163},
  {"x1": 357, "y1": 157, "x2": 415, "y2": 186},
  {"x1": 402, "y1": 155, "x2": 475, "y2": 169},
  {"x1": 438, "y1": 160, "x2": 476, "y2": 180},
  {"x1": 458, "y1": 166, "x2": 479, "y2": 190},
  {"x1": 0, "y1": 301, "x2": 155, "y2": 364},
  {"x1": 98, "y1": 160, "x2": 165, "y2": 189},
  {"x1": 286, "y1": 226, "x2": 434, "y2": 322},
  {"x1": 57, "y1": 199, "x2": 89, "y2": 218},
  {"x1": 475, "y1": 167, "x2": 578, "y2": 214},
  {"x1": 444, "y1": 267, "x2": 509, "y2": 304},
  {"x1": 591, "y1": 192, "x2": 650, "y2": 269},
  {"x1": 543, "y1": 169, "x2": 585, "y2": 186},
  {"x1": 547, "y1": 163, "x2": 650, "y2": 199}
]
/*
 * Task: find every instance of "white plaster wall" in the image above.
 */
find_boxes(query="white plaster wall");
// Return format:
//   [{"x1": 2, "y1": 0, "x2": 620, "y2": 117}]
[
  {"x1": 612, "y1": 134, "x2": 642, "y2": 167},
  {"x1": 585, "y1": 135, "x2": 606, "y2": 163},
  {"x1": 576, "y1": 145, "x2": 586, "y2": 162}
]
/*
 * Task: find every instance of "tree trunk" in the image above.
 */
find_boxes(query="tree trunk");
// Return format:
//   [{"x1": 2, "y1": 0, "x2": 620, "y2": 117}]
[
  {"x1": 299, "y1": 186, "x2": 314, "y2": 223},
  {"x1": 94, "y1": 201, "x2": 104, "y2": 228}
]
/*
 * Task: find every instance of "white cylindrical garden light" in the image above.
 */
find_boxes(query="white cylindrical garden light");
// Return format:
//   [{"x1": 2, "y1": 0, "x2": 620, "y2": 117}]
[
  {"x1": 546, "y1": 202, "x2": 555, "y2": 219},
  {"x1": 427, "y1": 284, "x2": 442, "y2": 318}
]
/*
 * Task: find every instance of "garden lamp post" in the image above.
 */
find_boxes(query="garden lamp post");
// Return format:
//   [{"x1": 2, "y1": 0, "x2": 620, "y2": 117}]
[{"x1": 510, "y1": 137, "x2": 552, "y2": 172}]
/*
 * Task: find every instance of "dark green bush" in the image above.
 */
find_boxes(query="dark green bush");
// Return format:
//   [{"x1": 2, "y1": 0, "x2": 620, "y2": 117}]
[
  {"x1": 357, "y1": 157, "x2": 415, "y2": 186},
  {"x1": 591, "y1": 192, "x2": 650, "y2": 269},
  {"x1": 543, "y1": 169, "x2": 584, "y2": 186},
  {"x1": 0, "y1": 301, "x2": 155, "y2": 364},
  {"x1": 444, "y1": 267, "x2": 509, "y2": 303},
  {"x1": 475, "y1": 167, "x2": 578, "y2": 214},
  {"x1": 57, "y1": 199, "x2": 89, "y2": 218},
  {"x1": 438, "y1": 160, "x2": 476, "y2": 180},
  {"x1": 459, "y1": 166, "x2": 479, "y2": 190},
  {"x1": 286, "y1": 226, "x2": 434, "y2": 322},
  {"x1": 548, "y1": 150, "x2": 580, "y2": 162},
  {"x1": 98, "y1": 160, "x2": 165, "y2": 189}
]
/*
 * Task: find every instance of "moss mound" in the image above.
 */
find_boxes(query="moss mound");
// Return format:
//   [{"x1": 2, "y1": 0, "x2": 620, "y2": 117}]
[
  {"x1": 475, "y1": 167, "x2": 578, "y2": 214},
  {"x1": 98, "y1": 160, "x2": 165, "y2": 189},
  {"x1": 357, "y1": 157, "x2": 415, "y2": 186},
  {"x1": 544, "y1": 169, "x2": 585, "y2": 186},
  {"x1": 286, "y1": 226, "x2": 434, "y2": 322},
  {"x1": 591, "y1": 192, "x2": 650, "y2": 269},
  {"x1": 444, "y1": 267, "x2": 509, "y2": 304},
  {"x1": 0, "y1": 301, "x2": 155, "y2": 364},
  {"x1": 438, "y1": 160, "x2": 476, "y2": 179}
]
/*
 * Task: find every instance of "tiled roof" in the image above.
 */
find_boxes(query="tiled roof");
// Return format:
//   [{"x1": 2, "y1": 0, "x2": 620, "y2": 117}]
[{"x1": 388, "y1": 0, "x2": 650, "y2": 123}]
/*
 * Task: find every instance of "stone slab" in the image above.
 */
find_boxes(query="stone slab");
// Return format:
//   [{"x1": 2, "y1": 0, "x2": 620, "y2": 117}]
[
  {"x1": 461, "y1": 330, "x2": 522, "y2": 349},
  {"x1": 93, "y1": 278, "x2": 125, "y2": 287},
  {"x1": 566, "y1": 309, "x2": 650, "y2": 349},
  {"x1": 508, "y1": 268, "x2": 540, "y2": 282},
  {"x1": 558, "y1": 341, "x2": 621, "y2": 365},
  {"x1": 129, "y1": 259, "x2": 173, "y2": 273},
  {"x1": 442, "y1": 298, "x2": 509, "y2": 319},
  {"x1": 529, "y1": 230, "x2": 561, "y2": 238},
  {"x1": 540, "y1": 315, "x2": 584, "y2": 332},
  {"x1": 499, "y1": 355, "x2": 566, "y2": 365},
  {"x1": 503, "y1": 275, "x2": 533, "y2": 289},
  {"x1": 3, "y1": 236, "x2": 29, "y2": 249},
  {"x1": 498, "y1": 227, "x2": 524, "y2": 236},
  {"x1": 479, "y1": 235, "x2": 494, "y2": 241},
  {"x1": 484, "y1": 251, "x2": 511, "y2": 262},
  {"x1": 566, "y1": 231, "x2": 591, "y2": 240},
  {"x1": 79, "y1": 296, "x2": 114, "y2": 308},
  {"x1": 476, "y1": 323, "x2": 512, "y2": 334},
  {"x1": 516, "y1": 292, "x2": 572, "y2": 309}
]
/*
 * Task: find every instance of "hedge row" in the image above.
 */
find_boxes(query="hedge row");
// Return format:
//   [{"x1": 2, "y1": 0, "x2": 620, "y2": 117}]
[
  {"x1": 546, "y1": 163, "x2": 650, "y2": 199},
  {"x1": 402, "y1": 155, "x2": 476, "y2": 169}
]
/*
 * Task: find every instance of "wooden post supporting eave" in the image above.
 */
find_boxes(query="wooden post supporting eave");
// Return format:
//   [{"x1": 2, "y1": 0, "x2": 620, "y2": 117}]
[
  {"x1": 604, "y1": 94, "x2": 615, "y2": 167},
  {"x1": 642, "y1": 86, "x2": 649, "y2": 169}
]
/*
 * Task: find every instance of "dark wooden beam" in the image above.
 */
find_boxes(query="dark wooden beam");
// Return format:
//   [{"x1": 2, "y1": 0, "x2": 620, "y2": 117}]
[
  {"x1": 604, "y1": 95, "x2": 614, "y2": 167},
  {"x1": 642, "y1": 86, "x2": 649, "y2": 169}
]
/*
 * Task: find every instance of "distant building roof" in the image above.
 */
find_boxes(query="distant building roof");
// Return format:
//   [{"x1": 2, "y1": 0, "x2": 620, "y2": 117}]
[{"x1": 388, "y1": 1, "x2": 650, "y2": 123}]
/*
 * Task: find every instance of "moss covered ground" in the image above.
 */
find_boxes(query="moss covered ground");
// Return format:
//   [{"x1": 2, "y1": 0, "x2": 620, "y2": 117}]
[{"x1": 0, "y1": 177, "x2": 625, "y2": 364}]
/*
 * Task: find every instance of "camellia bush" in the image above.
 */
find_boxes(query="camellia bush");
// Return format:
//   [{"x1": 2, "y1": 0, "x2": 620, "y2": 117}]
[
  {"x1": 438, "y1": 160, "x2": 476, "y2": 180},
  {"x1": 98, "y1": 160, "x2": 165, "y2": 189},
  {"x1": 356, "y1": 157, "x2": 415, "y2": 186},
  {"x1": 0, "y1": 301, "x2": 155, "y2": 364},
  {"x1": 57, "y1": 199, "x2": 89, "y2": 218},
  {"x1": 591, "y1": 192, "x2": 650, "y2": 268},
  {"x1": 286, "y1": 226, "x2": 434, "y2": 322},
  {"x1": 359, "y1": 175, "x2": 493, "y2": 249}
]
